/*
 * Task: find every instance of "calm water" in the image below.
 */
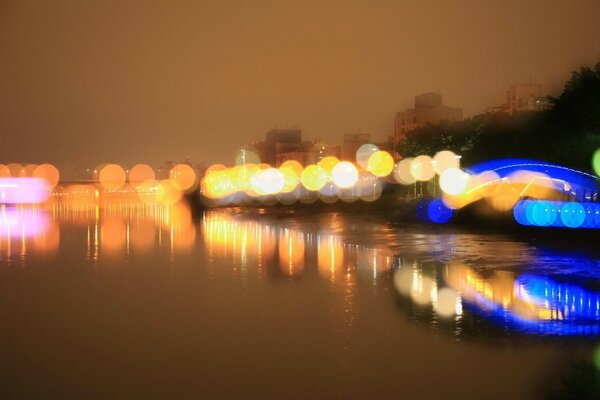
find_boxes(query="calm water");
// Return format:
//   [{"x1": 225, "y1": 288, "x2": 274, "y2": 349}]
[{"x1": 1, "y1": 203, "x2": 599, "y2": 399}]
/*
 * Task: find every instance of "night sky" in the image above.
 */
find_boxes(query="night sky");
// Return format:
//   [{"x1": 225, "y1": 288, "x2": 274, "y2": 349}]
[{"x1": 1, "y1": 0, "x2": 600, "y2": 169}]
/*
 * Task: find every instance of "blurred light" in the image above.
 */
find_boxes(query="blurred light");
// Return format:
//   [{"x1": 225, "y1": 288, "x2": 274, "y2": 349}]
[
  {"x1": 278, "y1": 164, "x2": 300, "y2": 193},
  {"x1": 367, "y1": 151, "x2": 394, "y2": 177},
  {"x1": 0, "y1": 178, "x2": 51, "y2": 204},
  {"x1": 300, "y1": 164, "x2": 328, "y2": 191},
  {"x1": 331, "y1": 161, "x2": 358, "y2": 188},
  {"x1": 33, "y1": 163, "x2": 60, "y2": 188},
  {"x1": 169, "y1": 164, "x2": 196, "y2": 192},
  {"x1": 318, "y1": 156, "x2": 339, "y2": 177},
  {"x1": 137, "y1": 179, "x2": 165, "y2": 204},
  {"x1": 410, "y1": 155, "x2": 435, "y2": 181},
  {"x1": 513, "y1": 200, "x2": 598, "y2": 229},
  {"x1": 593, "y1": 148, "x2": 600, "y2": 177},
  {"x1": 0, "y1": 164, "x2": 9, "y2": 178},
  {"x1": 356, "y1": 144, "x2": 379, "y2": 169},
  {"x1": 99, "y1": 164, "x2": 126, "y2": 190},
  {"x1": 393, "y1": 158, "x2": 415, "y2": 185},
  {"x1": 439, "y1": 167, "x2": 468, "y2": 195},
  {"x1": 6, "y1": 163, "x2": 22, "y2": 178},
  {"x1": 129, "y1": 164, "x2": 155, "y2": 186},
  {"x1": 417, "y1": 198, "x2": 453, "y2": 224},
  {"x1": 434, "y1": 287, "x2": 460, "y2": 318},
  {"x1": 235, "y1": 147, "x2": 260, "y2": 165},
  {"x1": 250, "y1": 168, "x2": 285, "y2": 195},
  {"x1": 433, "y1": 150, "x2": 460, "y2": 175}
]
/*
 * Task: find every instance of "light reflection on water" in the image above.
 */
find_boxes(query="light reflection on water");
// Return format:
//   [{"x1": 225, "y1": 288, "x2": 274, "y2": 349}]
[{"x1": 2, "y1": 202, "x2": 600, "y2": 338}]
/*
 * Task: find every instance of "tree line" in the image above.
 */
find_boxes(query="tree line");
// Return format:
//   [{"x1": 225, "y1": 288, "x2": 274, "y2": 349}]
[{"x1": 398, "y1": 58, "x2": 600, "y2": 173}]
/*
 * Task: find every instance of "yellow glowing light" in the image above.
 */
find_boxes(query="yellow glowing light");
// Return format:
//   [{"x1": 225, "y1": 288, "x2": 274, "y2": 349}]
[
  {"x1": 169, "y1": 164, "x2": 196, "y2": 192},
  {"x1": 433, "y1": 150, "x2": 460, "y2": 175},
  {"x1": 393, "y1": 158, "x2": 415, "y2": 185},
  {"x1": 300, "y1": 164, "x2": 328, "y2": 191},
  {"x1": 331, "y1": 161, "x2": 358, "y2": 188},
  {"x1": 439, "y1": 168, "x2": 468, "y2": 195},
  {"x1": 279, "y1": 165, "x2": 300, "y2": 193},
  {"x1": 356, "y1": 144, "x2": 379, "y2": 169},
  {"x1": 99, "y1": 164, "x2": 126, "y2": 190},
  {"x1": 367, "y1": 151, "x2": 394, "y2": 177},
  {"x1": 318, "y1": 156, "x2": 339, "y2": 177},
  {"x1": 160, "y1": 179, "x2": 183, "y2": 205},
  {"x1": 250, "y1": 168, "x2": 285, "y2": 195},
  {"x1": 206, "y1": 164, "x2": 226, "y2": 174},
  {"x1": 33, "y1": 163, "x2": 60, "y2": 188},
  {"x1": 137, "y1": 179, "x2": 165, "y2": 204},
  {"x1": 129, "y1": 164, "x2": 155, "y2": 186},
  {"x1": 202, "y1": 170, "x2": 234, "y2": 199},
  {"x1": 410, "y1": 155, "x2": 435, "y2": 181},
  {"x1": 280, "y1": 160, "x2": 303, "y2": 176}
]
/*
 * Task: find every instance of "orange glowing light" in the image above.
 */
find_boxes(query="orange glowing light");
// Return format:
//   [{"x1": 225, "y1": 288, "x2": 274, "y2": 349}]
[
  {"x1": 169, "y1": 164, "x2": 196, "y2": 192},
  {"x1": 33, "y1": 163, "x2": 60, "y2": 188},
  {"x1": 99, "y1": 164, "x2": 126, "y2": 190},
  {"x1": 129, "y1": 164, "x2": 155, "y2": 186},
  {"x1": 6, "y1": 163, "x2": 22, "y2": 178}
]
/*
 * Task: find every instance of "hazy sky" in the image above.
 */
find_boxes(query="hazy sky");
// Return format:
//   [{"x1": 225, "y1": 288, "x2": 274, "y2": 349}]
[{"x1": 1, "y1": 0, "x2": 600, "y2": 169}]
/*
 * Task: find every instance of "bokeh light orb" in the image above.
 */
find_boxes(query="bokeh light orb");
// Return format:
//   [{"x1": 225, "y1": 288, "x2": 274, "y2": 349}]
[
  {"x1": 278, "y1": 165, "x2": 300, "y2": 193},
  {"x1": 160, "y1": 179, "x2": 183, "y2": 205},
  {"x1": 434, "y1": 287, "x2": 460, "y2": 318},
  {"x1": 300, "y1": 164, "x2": 328, "y2": 191},
  {"x1": 235, "y1": 147, "x2": 260, "y2": 166},
  {"x1": 137, "y1": 179, "x2": 165, "y2": 204},
  {"x1": 593, "y1": 148, "x2": 600, "y2": 177},
  {"x1": 560, "y1": 202, "x2": 585, "y2": 228},
  {"x1": 439, "y1": 167, "x2": 468, "y2": 195},
  {"x1": 33, "y1": 163, "x2": 60, "y2": 188},
  {"x1": 280, "y1": 160, "x2": 303, "y2": 176},
  {"x1": 99, "y1": 164, "x2": 126, "y2": 190},
  {"x1": 367, "y1": 151, "x2": 394, "y2": 177},
  {"x1": 331, "y1": 161, "x2": 359, "y2": 188},
  {"x1": 318, "y1": 156, "x2": 340, "y2": 177},
  {"x1": 169, "y1": 164, "x2": 197, "y2": 192},
  {"x1": 410, "y1": 155, "x2": 435, "y2": 181},
  {"x1": 129, "y1": 163, "x2": 155, "y2": 186},
  {"x1": 0, "y1": 164, "x2": 9, "y2": 178},
  {"x1": 356, "y1": 144, "x2": 379, "y2": 169},
  {"x1": 393, "y1": 158, "x2": 415, "y2": 185},
  {"x1": 433, "y1": 150, "x2": 460, "y2": 175},
  {"x1": 6, "y1": 163, "x2": 22, "y2": 178},
  {"x1": 250, "y1": 168, "x2": 285, "y2": 195},
  {"x1": 22, "y1": 164, "x2": 38, "y2": 177}
]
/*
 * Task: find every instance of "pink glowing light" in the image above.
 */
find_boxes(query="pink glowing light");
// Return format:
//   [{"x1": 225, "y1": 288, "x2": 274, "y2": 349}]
[
  {"x1": 0, "y1": 208, "x2": 50, "y2": 238},
  {"x1": 0, "y1": 178, "x2": 50, "y2": 204}
]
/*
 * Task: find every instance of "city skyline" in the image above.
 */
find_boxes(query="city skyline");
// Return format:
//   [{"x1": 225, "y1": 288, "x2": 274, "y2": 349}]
[{"x1": 1, "y1": 0, "x2": 600, "y2": 168}]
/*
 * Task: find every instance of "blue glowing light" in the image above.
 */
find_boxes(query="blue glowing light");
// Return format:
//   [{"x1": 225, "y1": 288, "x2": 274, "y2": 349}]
[
  {"x1": 417, "y1": 198, "x2": 453, "y2": 224},
  {"x1": 513, "y1": 200, "x2": 600, "y2": 229},
  {"x1": 466, "y1": 158, "x2": 599, "y2": 200}
]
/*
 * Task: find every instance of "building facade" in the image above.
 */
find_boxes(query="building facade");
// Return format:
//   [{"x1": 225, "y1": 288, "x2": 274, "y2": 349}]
[
  {"x1": 486, "y1": 83, "x2": 549, "y2": 114},
  {"x1": 394, "y1": 92, "x2": 463, "y2": 144}
]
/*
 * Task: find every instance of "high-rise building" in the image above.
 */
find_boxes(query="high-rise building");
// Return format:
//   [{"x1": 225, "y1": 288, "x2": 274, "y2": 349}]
[
  {"x1": 253, "y1": 128, "x2": 312, "y2": 166},
  {"x1": 394, "y1": 93, "x2": 463, "y2": 145},
  {"x1": 486, "y1": 83, "x2": 549, "y2": 114}
]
